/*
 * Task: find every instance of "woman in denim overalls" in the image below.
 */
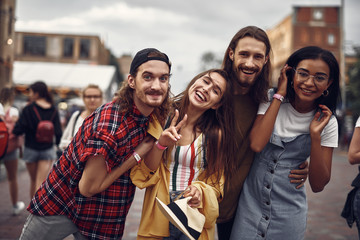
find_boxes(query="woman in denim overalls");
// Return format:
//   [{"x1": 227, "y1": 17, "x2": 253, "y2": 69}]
[{"x1": 230, "y1": 46, "x2": 341, "y2": 240}]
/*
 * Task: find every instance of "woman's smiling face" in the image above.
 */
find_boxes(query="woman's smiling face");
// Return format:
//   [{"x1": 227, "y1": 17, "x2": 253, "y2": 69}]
[
  {"x1": 188, "y1": 71, "x2": 227, "y2": 111},
  {"x1": 292, "y1": 58, "x2": 332, "y2": 111}
]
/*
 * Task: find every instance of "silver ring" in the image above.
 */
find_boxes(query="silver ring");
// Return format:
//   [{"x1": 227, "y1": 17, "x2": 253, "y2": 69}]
[{"x1": 301, "y1": 178, "x2": 304, "y2": 182}]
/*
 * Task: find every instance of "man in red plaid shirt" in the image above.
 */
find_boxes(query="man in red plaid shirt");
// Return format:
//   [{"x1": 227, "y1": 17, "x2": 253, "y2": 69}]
[{"x1": 20, "y1": 48, "x2": 172, "y2": 240}]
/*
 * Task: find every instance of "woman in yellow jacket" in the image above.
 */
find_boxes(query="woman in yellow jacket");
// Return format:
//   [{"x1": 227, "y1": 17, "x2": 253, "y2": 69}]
[{"x1": 131, "y1": 69, "x2": 237, "y2": 240}]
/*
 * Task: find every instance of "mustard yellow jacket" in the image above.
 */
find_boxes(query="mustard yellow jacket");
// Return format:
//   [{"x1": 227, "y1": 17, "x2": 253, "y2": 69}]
[{"x1": 130, "y1": 148, "x2": 224, "y2": 240}]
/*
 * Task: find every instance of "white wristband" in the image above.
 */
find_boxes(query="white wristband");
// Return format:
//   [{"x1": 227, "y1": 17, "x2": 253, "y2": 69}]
[{"x1": 133, "y1": 152, "x2": 141, "y2": 164}]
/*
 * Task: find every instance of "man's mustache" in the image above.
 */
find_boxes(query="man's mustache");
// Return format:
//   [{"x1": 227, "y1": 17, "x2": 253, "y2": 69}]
[
  {"x1": 145, "y1": 90, "x2": 164, "y2": 95},
  {"x1": 238, "y1": 64, "x2": 260, "y2": 73}
]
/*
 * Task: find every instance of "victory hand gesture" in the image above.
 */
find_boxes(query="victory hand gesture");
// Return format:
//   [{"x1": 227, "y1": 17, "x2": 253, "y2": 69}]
[{"x1": 158, "y1": 109, "x2": 188, "y2": 148}]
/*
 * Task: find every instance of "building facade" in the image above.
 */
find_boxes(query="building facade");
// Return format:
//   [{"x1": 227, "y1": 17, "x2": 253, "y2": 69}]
[
  {"x1": 267, "y1": 1, "x2": 341, "y2": 87},
  {"x1": 117, "y1": 54, "x2": 132, "y2": 80},
  {"x1": 14, "y1": 32, "x2": 110, "y2": 65},
  {"x1": 0, "y1": 0, "x2": 16, "y2": 89}
]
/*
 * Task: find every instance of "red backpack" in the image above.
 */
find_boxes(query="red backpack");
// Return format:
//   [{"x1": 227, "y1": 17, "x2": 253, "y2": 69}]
[
  {"x1": 0, "y1": 118, "x2": 9, "y2": 159},
  {"x1": 33, "y1": 106, "x2": 56, "y2": 143}
]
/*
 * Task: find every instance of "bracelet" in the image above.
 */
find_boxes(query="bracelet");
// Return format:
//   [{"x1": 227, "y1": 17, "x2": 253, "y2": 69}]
[
  {"x1": 155, "y1": 140, "x2": 167, "y2": 150},
  {"x1": 273, "y1": 93, "x2": 284, "y2": 102},
  {"x1": 133, "y1": 151, "x2": 141, "y2": 164}
]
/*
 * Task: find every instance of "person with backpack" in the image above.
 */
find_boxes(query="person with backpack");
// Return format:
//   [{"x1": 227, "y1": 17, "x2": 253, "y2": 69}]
[
  {"x1": 0, "y1": 86, "x2": 25, "y2": 215},
  {"x1": 59, "y1": 84, "x2": 103, "y2": 151},
  {"x1": 13, "y1": 81, "x2": 62, "y2": 198}
]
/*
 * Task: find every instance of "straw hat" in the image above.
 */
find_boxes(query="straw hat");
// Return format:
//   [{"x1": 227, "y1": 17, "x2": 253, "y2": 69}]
[{"x1": 156, "y1": 197, "x2": 205, "y2": 240}]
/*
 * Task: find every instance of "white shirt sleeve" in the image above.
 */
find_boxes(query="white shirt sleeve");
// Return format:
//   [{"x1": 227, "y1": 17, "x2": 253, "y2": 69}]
[
  {"x1": 356, "y1": 117, "x2": 360, "y2": 128},
  {"x1": 257, "y1": 89, "x2": 273, "y2": 115},
  {"x1": 0, "y1": 104, "x2": 4, "y2": 116},
  {"x1": 59, "y1": 111, "x2": 81, "y2": 150},
  {"x1": 320, "y1": 115, "x2": 338, "y2": 148},
  {"x1": 258, "y1": 101, "x2": 271, "y2": 115},
  {"x1": 1, "y1": 106, "x2": 19, "y2": 118},
  {"x1": 9, "y1": 107, "x2": 19, "y2": 118}
]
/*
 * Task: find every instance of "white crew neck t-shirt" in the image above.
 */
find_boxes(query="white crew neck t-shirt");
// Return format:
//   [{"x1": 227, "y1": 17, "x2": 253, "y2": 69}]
[{"x1": 258, "y1": 100, "x2": 338, "y2": 148}]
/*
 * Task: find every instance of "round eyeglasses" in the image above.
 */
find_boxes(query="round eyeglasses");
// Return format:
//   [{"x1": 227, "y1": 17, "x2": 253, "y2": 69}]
[{"x1": 293, "y1": 68, "x2": 329, "y2": 85}]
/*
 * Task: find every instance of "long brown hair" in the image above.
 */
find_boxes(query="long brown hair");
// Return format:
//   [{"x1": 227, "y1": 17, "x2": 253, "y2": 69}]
[
  {"x1": 222, "y1": 26, "x2": 272, "y2": 104},
  {"x1": 171, "y1": 69, "x2": 237, "y2": 183},
  {"x1": 115, "y1": 51, "x2": 172, "y2": 125}
]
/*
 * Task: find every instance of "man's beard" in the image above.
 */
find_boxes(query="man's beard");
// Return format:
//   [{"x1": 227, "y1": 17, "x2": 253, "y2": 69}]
[{"x1": 233, "y1": 63, "x2": 261, "y2": 87}]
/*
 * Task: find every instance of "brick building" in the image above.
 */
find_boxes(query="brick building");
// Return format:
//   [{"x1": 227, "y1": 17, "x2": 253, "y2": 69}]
[
  {"x1": 267, "y1": 1, "x2": 342, "y2": 87},
  {"x1": 0, "y1": 0, "x2": 16, "y2": 89},
  {"x1": 14, "y1": 32, "x2": 110, "y2": 65}
]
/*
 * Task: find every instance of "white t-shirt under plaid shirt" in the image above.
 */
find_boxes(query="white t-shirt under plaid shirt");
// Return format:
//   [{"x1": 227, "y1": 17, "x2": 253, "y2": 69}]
[{"x1": 169, "y1": 133, "x2": 206, "y2": 191}]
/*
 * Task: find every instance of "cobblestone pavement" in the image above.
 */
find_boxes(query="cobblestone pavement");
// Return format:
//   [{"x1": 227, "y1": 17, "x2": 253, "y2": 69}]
[{"x1": 0, "y1": 149, "x2": 358, "y2": 239}]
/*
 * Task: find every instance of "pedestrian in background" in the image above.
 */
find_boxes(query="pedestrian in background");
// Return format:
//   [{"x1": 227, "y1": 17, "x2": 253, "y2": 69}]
[
  {"x1": 59, "y1": 84, "x2": 103, "y2": 150},
  {"x1": 13, "y1": 81, "x2": 62, "y2": 198},
  {"x1": 342, "y1": 115, "x2": 360, "y2": 238},
  {"x1": 131, "y1": 69, "x2": 237, "y2": 239},
  {"x1": 217, "y1": 26, "x2": 309, "y2": 240},
  {"x1": 230, "y1": 46, "x2": 340, "y2": 239},
  {"x1": 0, "y1": 86, "x2": 25, "y2": 215}
]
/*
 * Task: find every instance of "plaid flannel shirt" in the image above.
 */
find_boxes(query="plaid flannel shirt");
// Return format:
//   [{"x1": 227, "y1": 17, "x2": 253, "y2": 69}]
[{"x1": 28, "y1": 101, "x2": 149, "y2": 239}]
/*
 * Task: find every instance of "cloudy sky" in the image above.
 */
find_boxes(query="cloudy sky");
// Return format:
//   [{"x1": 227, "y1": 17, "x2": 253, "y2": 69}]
[{"x1": 15, "y1": 0, "x2": 360, "y2": 94}]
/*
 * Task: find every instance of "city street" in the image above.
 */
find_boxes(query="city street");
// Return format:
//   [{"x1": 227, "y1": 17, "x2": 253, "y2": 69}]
[{"x1": 0, "y1": 149, "x2": 358, "y2": 240}]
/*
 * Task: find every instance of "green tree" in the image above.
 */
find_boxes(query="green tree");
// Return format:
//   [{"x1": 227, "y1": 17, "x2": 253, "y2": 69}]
[
  {"x1": 200, "y1": 51, "x2": 222, "y2": 71},
  {"x1": 109, "y1": 52, "x2": 124, "y2": 85}
]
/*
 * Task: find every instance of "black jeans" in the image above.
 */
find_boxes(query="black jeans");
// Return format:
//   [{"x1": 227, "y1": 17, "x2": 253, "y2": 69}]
[{"x1": 216, "y1": 218, "x2": 234, "y2": 240}]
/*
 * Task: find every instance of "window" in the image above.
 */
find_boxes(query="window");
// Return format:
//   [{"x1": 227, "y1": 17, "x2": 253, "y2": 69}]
[
  {"x1": 313, "y1": 9, "x2": 324, "y2": 21},
  {"x1": 80, "y1": 39, "x2": 90, "y2": 58},
  {"x1": 23, "y1": 35, "x2": 46, "y2": 56},
  {"x1": 328, "y1": 34, "x2": 335, "y2": 45},
  {"x1": 63, "y1": 38, "x2": 74, "y2": 57}
]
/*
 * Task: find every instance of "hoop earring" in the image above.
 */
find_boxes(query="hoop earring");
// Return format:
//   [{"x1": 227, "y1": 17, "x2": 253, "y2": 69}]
[{"x1": 322, "y1": 89, "x2": 329, "y2": 96}]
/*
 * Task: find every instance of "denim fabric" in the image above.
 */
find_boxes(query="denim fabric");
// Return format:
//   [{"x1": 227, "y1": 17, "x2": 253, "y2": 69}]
[
  {"x1": 353, "y1": 188, "x2": 360, "y2": 238},
  {"x1": 22, "y1": 146, "x2": 55, "y2": 163},
  {"x1": 230, "y1": 134, "x2": 310, "y2": 240},
  {"x1": 20, "y1": 214, "x2": 87, "y2": 240},
  {"x1": 1, "y1": 149, "x2": 19, "y2": 162}
]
